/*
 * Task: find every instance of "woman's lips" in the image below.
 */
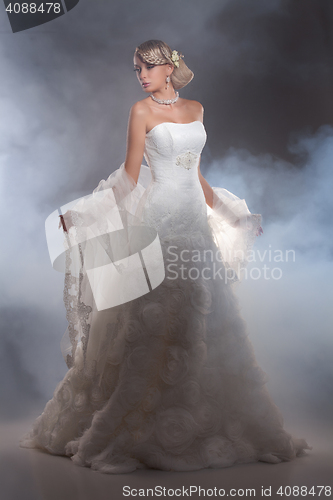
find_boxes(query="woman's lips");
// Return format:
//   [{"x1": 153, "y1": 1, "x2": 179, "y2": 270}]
[{"x1": 142, "y1": 82, "x2": 150, "y2": 88}]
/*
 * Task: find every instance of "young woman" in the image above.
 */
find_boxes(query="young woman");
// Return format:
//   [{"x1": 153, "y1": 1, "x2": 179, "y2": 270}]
[{"x1": 20, "y1": 40, "x2": 310, "y2": 474}]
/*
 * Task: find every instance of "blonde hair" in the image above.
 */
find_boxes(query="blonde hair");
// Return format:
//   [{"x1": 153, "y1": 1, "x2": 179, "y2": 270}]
[{"x1": 134, "y1": 40, "x2": 194, "y2": 90}]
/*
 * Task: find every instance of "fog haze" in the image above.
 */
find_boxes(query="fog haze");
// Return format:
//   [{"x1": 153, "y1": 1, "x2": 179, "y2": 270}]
[{"x1": 0, "y1": 0, "x2": 332, "y2": 432}]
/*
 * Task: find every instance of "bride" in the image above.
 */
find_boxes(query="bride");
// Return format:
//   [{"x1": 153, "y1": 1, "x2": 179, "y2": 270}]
[{"x1": 19, "y1": 39, "x2": 310, "y2": 474}]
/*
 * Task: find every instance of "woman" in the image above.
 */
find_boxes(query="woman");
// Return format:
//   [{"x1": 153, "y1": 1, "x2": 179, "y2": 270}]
[{"x1": 20, "y1": 40, "x2": 310, "y2": 474}]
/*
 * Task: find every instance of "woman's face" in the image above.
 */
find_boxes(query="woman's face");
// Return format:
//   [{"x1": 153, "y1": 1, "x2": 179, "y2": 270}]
[{"x1": 133, "y1": 54, "x2": 173, "y2": 93}]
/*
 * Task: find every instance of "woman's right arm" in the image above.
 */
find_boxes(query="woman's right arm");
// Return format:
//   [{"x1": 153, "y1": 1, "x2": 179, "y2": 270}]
[
  {"x1": 124, "y1": 101, "x2": 147, "y2": 184},
  {"x1": 59, "y1": 102, "x2": 147, "y2": 233}
]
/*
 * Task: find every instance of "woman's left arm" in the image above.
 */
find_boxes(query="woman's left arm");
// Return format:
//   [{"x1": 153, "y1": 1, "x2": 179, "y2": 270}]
[
  {"x1": 195, "y1": 102, "x2": 214, "y2": 210},
  {"x1": 198, "y1": 158, "x2": 214, "y2": 209},
  {"x1": 198, "y1": 158, "x2": 263, "y2": 236}
]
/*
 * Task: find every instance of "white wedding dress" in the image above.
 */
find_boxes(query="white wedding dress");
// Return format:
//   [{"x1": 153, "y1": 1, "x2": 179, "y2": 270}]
[{"x1": 19, "y1": 121, "x2": 310, "y2": 473}]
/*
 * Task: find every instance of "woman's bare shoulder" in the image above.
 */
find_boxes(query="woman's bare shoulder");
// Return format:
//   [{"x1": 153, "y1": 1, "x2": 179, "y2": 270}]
[
  {"x1": 130, "y1": 98, "x2": 151, "y2": 118},
  {"x1": 180, "y1": 98, "x2": 204, "y2": 120}
]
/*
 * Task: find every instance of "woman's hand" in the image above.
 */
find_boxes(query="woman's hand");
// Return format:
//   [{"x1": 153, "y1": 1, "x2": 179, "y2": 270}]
[
  {"x1": 58, "y1": 211, "x2": 74, "y2": 233},
  {"x1": 58, "y1": 215, "x2": 67, "y2": 232}
]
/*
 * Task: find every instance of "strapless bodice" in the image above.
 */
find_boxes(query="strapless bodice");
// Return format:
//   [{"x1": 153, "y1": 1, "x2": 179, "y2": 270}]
[
  {"x1": 141, "y1": 121, "x2": 209, "y2": 239},
  {"x1": 144, "y1": 121, "x2": 207, "y2": 186}
]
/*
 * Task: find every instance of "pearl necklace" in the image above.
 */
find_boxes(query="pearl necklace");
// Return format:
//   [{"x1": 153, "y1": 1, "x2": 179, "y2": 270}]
[{"x1": 150, "y1": 91, "x2": 179, "y2": 105}]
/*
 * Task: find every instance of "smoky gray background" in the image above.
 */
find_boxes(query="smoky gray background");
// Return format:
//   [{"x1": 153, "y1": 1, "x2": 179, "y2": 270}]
[{"x1": 0, "y1": 0, "x2": 332, "y2": 434}]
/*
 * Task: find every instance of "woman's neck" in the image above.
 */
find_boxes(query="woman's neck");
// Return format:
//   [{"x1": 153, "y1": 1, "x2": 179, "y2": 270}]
[{"x1": 151, "y1": 87, "x2": 177, "y2": 101}]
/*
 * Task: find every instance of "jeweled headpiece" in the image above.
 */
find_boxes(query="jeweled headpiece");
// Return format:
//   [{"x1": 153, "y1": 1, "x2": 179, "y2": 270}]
[{"x1": 171, "y1": 50, "x2": 183, "y2": 68}]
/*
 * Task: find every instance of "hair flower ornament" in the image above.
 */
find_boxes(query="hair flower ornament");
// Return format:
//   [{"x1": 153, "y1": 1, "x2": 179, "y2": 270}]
[{"x1": 171, "y1": 50, "x2": 183, "y2": 68}]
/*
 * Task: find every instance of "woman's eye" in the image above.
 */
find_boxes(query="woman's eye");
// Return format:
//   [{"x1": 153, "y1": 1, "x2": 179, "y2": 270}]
[
  {"x1": 133, "y1": 68, "x2": 140, "y2": 72},
  {"x1": 147, "y1": 65, "x2": 155, "y2": 69}
]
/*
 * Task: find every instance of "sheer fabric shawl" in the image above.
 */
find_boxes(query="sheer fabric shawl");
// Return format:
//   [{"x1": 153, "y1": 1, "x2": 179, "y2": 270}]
[{"x1": 50, "y1": 163, "x2": 261, "y2": 380}]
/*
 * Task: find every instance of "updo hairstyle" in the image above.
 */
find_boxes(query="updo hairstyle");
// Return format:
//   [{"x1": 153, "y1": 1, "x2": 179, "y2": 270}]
[{"x1": 134, "y1": 39, "x2": 194, "y2": 90}]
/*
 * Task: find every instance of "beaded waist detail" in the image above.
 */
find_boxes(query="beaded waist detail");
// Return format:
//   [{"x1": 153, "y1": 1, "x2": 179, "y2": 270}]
[{"x1": 175, "y1": 151, "x2": 199, "y2": 170}]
